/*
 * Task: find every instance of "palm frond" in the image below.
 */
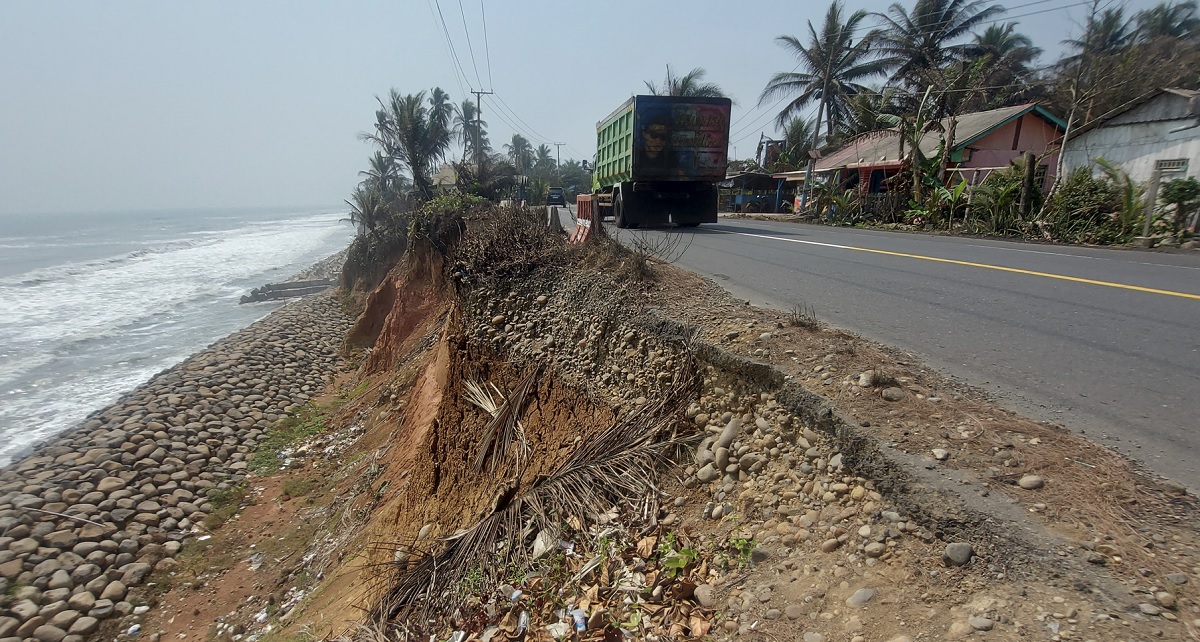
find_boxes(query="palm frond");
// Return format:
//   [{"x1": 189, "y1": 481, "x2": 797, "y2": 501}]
[
  {"x1": 471, "y1": 367, "x2": 538, "y2": 474},
  {"x1": 373, "y1": 337, "x2": 702, "y2": 632}
]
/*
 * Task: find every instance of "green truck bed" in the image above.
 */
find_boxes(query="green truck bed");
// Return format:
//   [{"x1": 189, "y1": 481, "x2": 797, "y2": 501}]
[{"x1": 594, "y1": 95, "x2": 732, "y2": 190}]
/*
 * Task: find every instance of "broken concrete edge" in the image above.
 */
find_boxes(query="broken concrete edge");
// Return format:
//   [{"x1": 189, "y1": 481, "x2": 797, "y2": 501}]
[{"x1": 644, "y1": 310, "x2": 1033, "y2": 575}]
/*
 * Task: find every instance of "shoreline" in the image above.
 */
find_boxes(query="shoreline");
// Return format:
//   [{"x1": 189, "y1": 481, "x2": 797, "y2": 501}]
[{"x1": 0, "y1": 272, "x2": 355, "y2": 639}]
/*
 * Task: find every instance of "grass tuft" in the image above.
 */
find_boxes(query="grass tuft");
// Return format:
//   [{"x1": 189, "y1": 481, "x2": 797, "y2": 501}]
[{"x1": 250, "y1": 404, "x2": 328, "y2": 475}]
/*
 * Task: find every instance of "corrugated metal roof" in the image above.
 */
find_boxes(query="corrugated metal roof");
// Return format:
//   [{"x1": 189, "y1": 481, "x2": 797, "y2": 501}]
[
  {"x1": 1067, "y1": 88, "x2": 1200, "y2": 139},
  {"x1": 815, "y1": 103, "x2": 1061, "y2": 171}
]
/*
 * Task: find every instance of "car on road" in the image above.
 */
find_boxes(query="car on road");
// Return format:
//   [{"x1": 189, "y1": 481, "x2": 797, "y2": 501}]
[{"x1": 546, "y1": 187, "x2": 567, "y2": 206}]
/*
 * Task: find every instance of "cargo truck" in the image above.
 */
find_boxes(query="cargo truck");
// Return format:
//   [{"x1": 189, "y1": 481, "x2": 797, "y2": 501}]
[{"x1": 591, "y1": 95, "x2": 732, "y2": 228}]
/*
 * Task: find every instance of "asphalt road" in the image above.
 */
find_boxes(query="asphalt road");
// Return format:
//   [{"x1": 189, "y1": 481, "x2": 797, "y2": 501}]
[{"x1": 559, "y1": 207, "x2": 1200, "y2": 489}]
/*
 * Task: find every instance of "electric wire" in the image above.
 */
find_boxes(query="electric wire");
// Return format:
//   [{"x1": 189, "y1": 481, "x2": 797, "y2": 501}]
[
  {"x1": 427, "y1": 0, "x2": 469, "y2": 96},
  {"x1": 480, "y1": 0, "x2": 495, "y2": 90},
  {"x1": 457, "y1": 0, "x2": 484, "y2": 88}
]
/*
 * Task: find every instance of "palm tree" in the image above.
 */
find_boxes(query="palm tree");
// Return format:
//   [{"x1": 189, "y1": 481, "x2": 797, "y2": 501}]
[
  {"x1": 759, "y1": 1, "x2": 888, "y2": 141},
  {"x1": 345, "y1": 185, "x2": 389, "y2": 239},
  {"x1": 504, "y1": 134, "x2": 534, "y2": 174},
  {"x1": 533, "y1": 144, "x2": 555, "y2": 175},
  {"x1": 1063, "y1": 7, "x2": 1133, "y2": 61},
  {"x1": 1135, "y1": 1, "x2": 1199, "y2": 42},
  {"x1": 875, "y1": 0, "x2": 1005, "y2": 90},
  {"x1": 644, "y1": 65, "x2": 728, "y2": 97},
  {"x1": 969, "y1": 23, "x2": 1042, "y2": 107},
  {"x1": 362, "y1": 88, "x2": 454, "y2": 200},
  {"x1": 839, "y1": 88, "x2": 900, "y2": 137},
  {"x1": 453, "y1": 99, "x2": 490, "y2": 164}
]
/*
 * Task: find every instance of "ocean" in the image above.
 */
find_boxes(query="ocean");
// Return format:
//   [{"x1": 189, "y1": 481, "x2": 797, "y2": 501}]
[{"x1": 0, "y1": 207, "x2": 356, "y2": 466}]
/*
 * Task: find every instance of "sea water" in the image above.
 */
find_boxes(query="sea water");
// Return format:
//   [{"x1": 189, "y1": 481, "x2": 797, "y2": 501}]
[{"x1": 0, "y1": 206, "x2": 355, "y2": 466}]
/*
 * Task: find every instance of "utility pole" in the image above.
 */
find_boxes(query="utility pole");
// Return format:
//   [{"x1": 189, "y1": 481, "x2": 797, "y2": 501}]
[
  {"x1": 470, "y1": 89, "x2": 493, "y2": 170},
  {"x1": 553, "y1": 142, "x2": 565, "y2": 167}
]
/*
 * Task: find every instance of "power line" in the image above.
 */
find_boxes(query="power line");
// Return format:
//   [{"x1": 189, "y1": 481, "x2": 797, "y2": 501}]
[
  {"x1": 480, "y1": 0, "x2": 494, "y2": 90},
  {"x1": 493, "y1": 92, "x2": 557, "y2": 144},
  {"x1": 431, "y1": 0, "x2": 473, "y2": 92},
  {"x1": 426, "y1": 0, "x2": 468, "y2": 96},
  {"x1": 456, "y1": 0, "x2": 484, "y2": 88}
]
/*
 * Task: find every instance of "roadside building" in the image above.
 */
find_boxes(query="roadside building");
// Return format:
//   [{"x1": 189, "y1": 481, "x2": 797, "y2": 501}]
[
  {"x1": 774, "y1": 103, "x2": 1065, "y2": 201},
  {"x1": 1061, "y1": 88, "x2": 1200, "y2": 184}
]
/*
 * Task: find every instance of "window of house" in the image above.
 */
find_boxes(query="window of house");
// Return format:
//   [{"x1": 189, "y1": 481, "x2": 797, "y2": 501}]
[
  {"x1": 1156, "y1": 158, "x2": 1189, "y2": 172},
  {"x1": 1035, "y1": 164, "x2": 1048, "y2": 189}
]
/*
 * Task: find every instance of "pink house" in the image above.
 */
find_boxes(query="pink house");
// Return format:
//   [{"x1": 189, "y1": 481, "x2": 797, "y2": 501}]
[{"x1": 795, "y1": 103, "x2": 1066, "y2": 194}]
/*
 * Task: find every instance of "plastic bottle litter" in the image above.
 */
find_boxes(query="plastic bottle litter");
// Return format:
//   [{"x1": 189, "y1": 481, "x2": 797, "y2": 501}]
[
  {"x1": 517, "y1": 611, "x2": 529, "y2": 632},
  {"x1": 571, "y1": 609, "x2": 588, "y2": 632},
  {"x1": 448, "y1": 631, "x2": 467, "y2": 642}
]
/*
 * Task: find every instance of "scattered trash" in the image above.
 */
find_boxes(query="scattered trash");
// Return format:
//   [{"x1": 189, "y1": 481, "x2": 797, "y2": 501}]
[
  {"x1": 545, "y1": 622, "x2": 571, "y2": 639},
  {"x1": 127, "y1": 624, "x2": 141, "y2": 637},
  {"x1": 571, "y1": 608, "x2": 588, "y2": 632}
]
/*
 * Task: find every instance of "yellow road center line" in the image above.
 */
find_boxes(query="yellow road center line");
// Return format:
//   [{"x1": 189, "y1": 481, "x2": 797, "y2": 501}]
[{"x1": 713, "y1": 229, "x2": 1200, "y2": 301}]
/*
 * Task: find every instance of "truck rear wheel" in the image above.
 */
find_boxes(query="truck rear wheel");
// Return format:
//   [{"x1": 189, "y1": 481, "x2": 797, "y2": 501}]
[{"x1": 614, "y1": 191, "x2": 638, "y2": 229}]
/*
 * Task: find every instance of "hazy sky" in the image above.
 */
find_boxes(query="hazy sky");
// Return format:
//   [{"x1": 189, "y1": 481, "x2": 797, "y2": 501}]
[{"x1": 0, "y1": 0, "x2": 1165, "y2": 214}]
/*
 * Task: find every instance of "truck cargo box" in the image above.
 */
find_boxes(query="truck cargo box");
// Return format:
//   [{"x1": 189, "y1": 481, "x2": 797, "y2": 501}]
[{"x1": 595, "y1": 96, "x2": 732, "y2": 189}]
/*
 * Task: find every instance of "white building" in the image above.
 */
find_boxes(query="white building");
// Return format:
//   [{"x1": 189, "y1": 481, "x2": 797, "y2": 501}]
[{"x1": 1062, "y1": 88, "x2": 1200, "y2": 183}]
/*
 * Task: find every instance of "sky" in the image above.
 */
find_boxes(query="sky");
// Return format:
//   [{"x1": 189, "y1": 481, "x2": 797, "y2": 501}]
[{"x1": 0, "y1": 0, "x2": 1167, "y2": 215}]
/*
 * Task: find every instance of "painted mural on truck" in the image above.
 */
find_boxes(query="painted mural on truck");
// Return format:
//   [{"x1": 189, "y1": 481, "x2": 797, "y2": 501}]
[{"x1": 634, "y1": 99, "x2": 731, "y2": 180}]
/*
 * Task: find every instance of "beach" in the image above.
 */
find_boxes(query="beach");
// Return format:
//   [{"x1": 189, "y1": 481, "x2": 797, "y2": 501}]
[{"x1": 0, "y1": 286, "x2": 355, "y2": 641}]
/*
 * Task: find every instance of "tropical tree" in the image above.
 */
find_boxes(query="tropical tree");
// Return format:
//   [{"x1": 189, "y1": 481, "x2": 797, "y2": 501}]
[
  {"x1": 504, "y1": 134, "x2": 534, "y2": 174},
  {"x1": 759, "y1": 1, "x2": 887, "y2": 141},
  {"x1": 839, "y1": 88, "x2": 900, "y2": 138},
  {"x1": 533, "y1": 144, "x2": 556, "y2": 175},
  {"x1": 969, "y1": 23, "x2": 1042, "y2": 108},
  {"x1": 344, "y1": 185, "x2": 389, "y2": 239},
  {"x1": 362, "y1": 88, "x2": 454, "y2": 199},
  {"x1": 644, "y1": 65, "x2": 728, "y2": 97},
  {"x1": 454, "y1": 99, "x2": 490, "y2": 163},
  {"x1": 556, "y1": 159, "x2": 590, "y2": 196},
  {"x1": 454, "y1": 152, "x2": 518, "y2": 201},
  {"x1": 1064, "y1": 7, "x2": 1133, "y2": 61},
  {"x1": 874, "y1": 0, "x2": 1005, "y2": 91},
  {"x1": 1135, "y1": 1, "x2": 1199, "y2": 41}
]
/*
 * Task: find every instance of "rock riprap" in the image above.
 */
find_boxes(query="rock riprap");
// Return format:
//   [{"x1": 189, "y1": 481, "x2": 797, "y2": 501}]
[{"x1": 0, "y1": 293, "x2": 352, "y2": 634}]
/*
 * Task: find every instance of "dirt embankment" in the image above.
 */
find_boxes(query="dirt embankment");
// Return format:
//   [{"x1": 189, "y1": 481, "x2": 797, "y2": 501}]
[{"x1": 132, "y1": 208, "x2": 1199, "y2": 642}]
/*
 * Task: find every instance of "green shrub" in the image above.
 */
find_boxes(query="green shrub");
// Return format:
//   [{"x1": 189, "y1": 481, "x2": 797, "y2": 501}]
[{"x1": 1042, "y1": 167, "x2": 1128, "y2": 244}]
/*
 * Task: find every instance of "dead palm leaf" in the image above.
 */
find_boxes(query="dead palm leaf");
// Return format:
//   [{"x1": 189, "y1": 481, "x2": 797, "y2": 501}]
[
  {"x1": 375, "y1": 341, "x2": 702, "y2": 631},
  {"x1": 470, "y1": 367, "x2": 538, "y2": 474}
]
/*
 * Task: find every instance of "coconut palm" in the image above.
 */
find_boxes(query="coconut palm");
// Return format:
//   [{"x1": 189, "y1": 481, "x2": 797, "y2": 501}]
[
  {"x1": 1135, "y1": 1, "x2": 1199, "y2": 42},
  {"x1": 344, "y1": 185, "x2": 389, "y2": 239},
  {"x1": 839, "y1": 88, "x2": 900, "y2": 138},
  {"x1": 362, "y1": 88, "x2": 454, "y2": 200},
  {"x1": 533, "y1": 144, "x2": 556, "y2": 175},
  {"x1": 504, "y1": 134, "x2": 534, "y2": 174},
  {"x1": 454, "y1": 99, "x2": 491, "y2": 163},
  {"x1": 644, "y1": 65, "x2": 728, "y2": 98},
  {"x1": 875, "y1": 0, "x2": 1005, "y2": 90},
  {"x1": 1063, "y1": 7, "x2": 1133, "y2": 61},
  {"x1": 759, "y1": 1, "x2": 888, "y2": 141},
  {"x1": 969, "y1": 23, "x2": 1042, "y2": 107}
]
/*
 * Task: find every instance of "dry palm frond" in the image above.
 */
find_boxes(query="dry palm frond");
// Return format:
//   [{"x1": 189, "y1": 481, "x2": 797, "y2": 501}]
[
  {"x1": 471, "y1": 367, "x2": 538, "y2": 474},
  {"x1": 374, "y1": 343, "x2": 702, "y2": 632}
]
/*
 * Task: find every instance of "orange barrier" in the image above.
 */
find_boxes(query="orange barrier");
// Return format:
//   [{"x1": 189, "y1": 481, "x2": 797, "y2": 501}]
[{"x1": 569, "y1": 194, "x2": 605, "y2": 244}]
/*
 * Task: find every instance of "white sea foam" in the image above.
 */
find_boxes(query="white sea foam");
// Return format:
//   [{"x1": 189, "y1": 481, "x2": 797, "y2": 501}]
[{"x1": 0, "y1": 208, "x2": 353, "y2": 466}]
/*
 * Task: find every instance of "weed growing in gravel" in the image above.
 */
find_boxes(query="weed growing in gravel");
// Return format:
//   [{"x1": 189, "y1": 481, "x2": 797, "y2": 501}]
[
  {"x1": 788, "y1": 302, "x2": 819, "y2": 329},
  {"x1": 727, "y1": 535, "x2": 757, "y2": 568},
  {"x1": 250, "y1": 404, "x2": 328, "y2": 474}
]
